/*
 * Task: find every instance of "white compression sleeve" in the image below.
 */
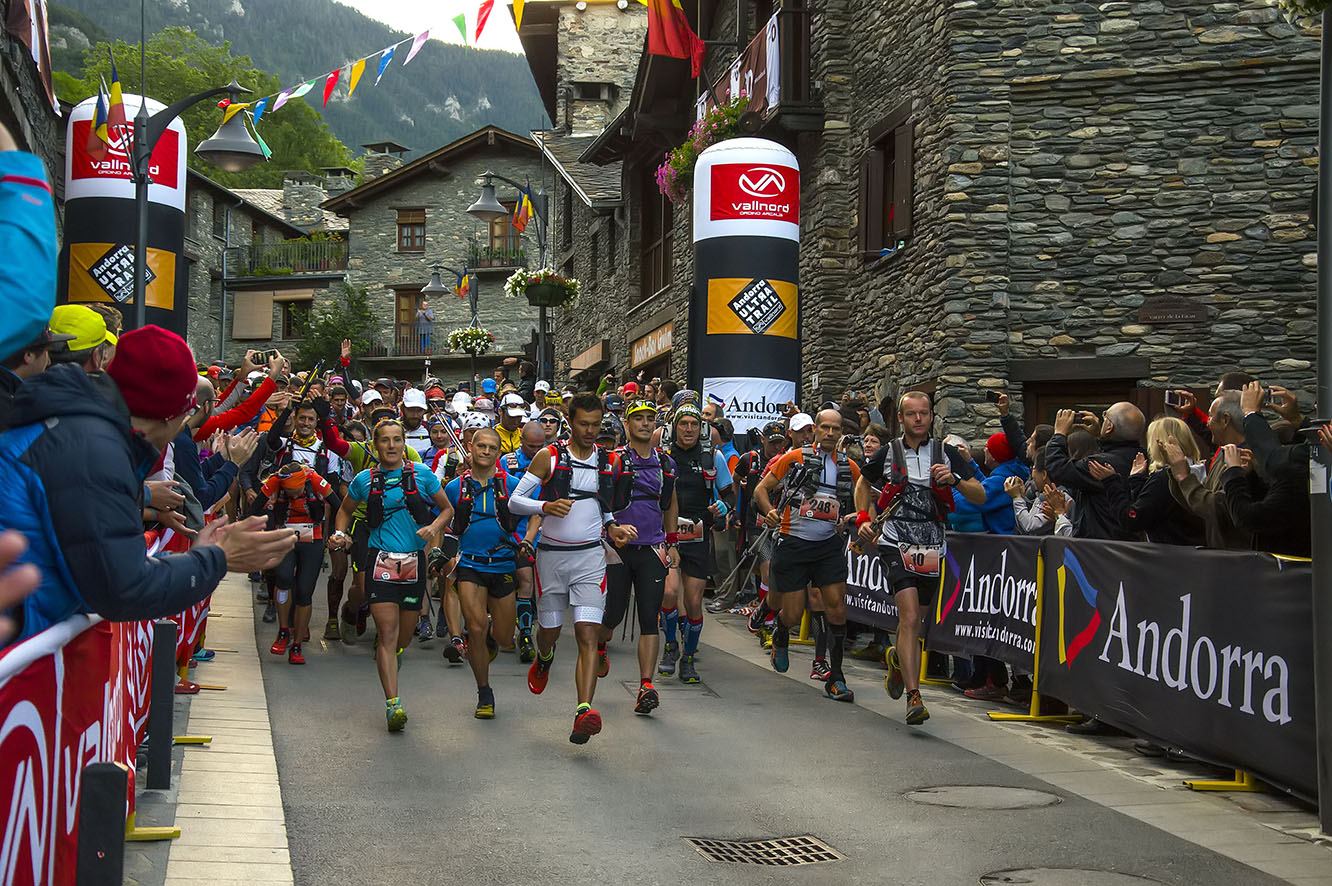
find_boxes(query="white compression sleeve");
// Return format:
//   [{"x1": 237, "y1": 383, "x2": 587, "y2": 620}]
[{"x1": 509, "y1": 469, "x2": 546, "y2": 516}]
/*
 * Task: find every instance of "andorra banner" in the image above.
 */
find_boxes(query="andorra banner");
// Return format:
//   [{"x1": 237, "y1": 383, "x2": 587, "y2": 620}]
[
  {"x1": 844, "y1": 542, "x2": 901, "y2": 633},
  {"x1": 1036, "y1": 537, "x2": 1315, "y2": 800},
  {"x1": 929, "y1": 533, "x2": 1039, "y2": 672}
]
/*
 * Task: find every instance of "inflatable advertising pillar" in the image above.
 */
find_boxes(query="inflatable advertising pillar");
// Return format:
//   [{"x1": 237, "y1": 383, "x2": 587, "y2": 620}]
[
  {"x1": 60, "y1": 94, "x2": 188, "y2": 336},
  {"x1": 690, "y1": 137, "x2": 800, "y2": 433}
]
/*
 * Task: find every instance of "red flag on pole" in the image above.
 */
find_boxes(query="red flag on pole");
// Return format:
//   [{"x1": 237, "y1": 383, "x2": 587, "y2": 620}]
[{"x1": 643, "y1": 0, "x2": 705, "y2": 77}]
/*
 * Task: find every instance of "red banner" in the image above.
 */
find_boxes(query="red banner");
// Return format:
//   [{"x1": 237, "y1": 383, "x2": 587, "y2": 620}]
[
  {"x1": 709, "y1": 162, "x2": 799, "y2": 224},
  {"x1": 0, "y1": 615, "x2": 154, "y2": 885}
]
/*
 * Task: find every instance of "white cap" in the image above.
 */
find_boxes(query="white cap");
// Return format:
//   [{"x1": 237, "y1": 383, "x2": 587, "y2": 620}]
[
  {"x1": 474, "y1": 397, "x2": 495, "y2": 413},
  {"x1": 361, "y1": 389, "x2": 383, "y2": 405},
  {"x1": 402, "y1": 388, "x2": 427, "y2": 410},
  {"x1": 460, "y1": 411, "x2": 491, "y2": 431},
  {"x1": 450, "y1": 391, "x2": 473, "y2": 414},
  {"x1": 534, "y1": 379, "x2": 551, "y2": 393},
  {"x1": 789, "y1": 412, "x2": 814, "y2": 432},
  {"x1": 501, "y1": 392, "x2": 527, "y2": 418},
  {"x1": 561, "y1": 390, "x2": 574, "y2": 400},
  {"x1": 247, "y1": 370, "x2": 266, "y2": 384}
]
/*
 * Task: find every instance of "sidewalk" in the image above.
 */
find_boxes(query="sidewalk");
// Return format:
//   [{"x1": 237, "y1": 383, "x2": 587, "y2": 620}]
[
  {"x1": 128, "y1": 575, "x2": 295, "y2": 886},
  {"x1": 707, "y1": 613, "x2": 1332, "y2": 886}
]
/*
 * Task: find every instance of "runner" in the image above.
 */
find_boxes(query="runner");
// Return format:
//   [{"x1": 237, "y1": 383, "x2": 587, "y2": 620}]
[
  {"x1": 509, "y1": 393, "x2": 637, "y2": 744},
  {"x1": 495, "y1": 392, "x2": 527, "y2": 453},
  {"x1": 657, "y1": 403, "x2": 733, "y2": 683},
  {"x1": 854, "y1": 392, "x2": 985, "y2": 724},
  {"x1": 400, "y1": 387, "x2": 431, "y2": 452},
  {"x1": 251, "y1": 460, "x2": 334, "y2": 664},
  {"x1": 444, "y1": 427, "x2": 540, "y2": 718},
  {"x1": 503, "y1": 420, "x2": 548, "y2": 661},
  {"x1": 752, "y1": 409, "x2": 862, "y2": 702},
  {"x1": 601, "y1": 399, "x2": 679, "y2": 713},
  {"x1": 734, "y1": 421, "x2": 790, "y2": 645},
  {"x1": 330, "y1": 419, "x2": 453, "y2": 731},
  {"x1": 435, "y1": 410, "x2": 491, "y2": 660}
]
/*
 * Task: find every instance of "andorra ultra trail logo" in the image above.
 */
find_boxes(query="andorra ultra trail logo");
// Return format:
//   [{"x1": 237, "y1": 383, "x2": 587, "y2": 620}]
[{"x1": 1055, "y1": 548, "x2": 1102, "y2": 666}]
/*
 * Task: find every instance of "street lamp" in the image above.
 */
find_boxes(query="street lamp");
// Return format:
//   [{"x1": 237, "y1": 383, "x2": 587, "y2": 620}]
[
  {"x1": 467, "y1": 170, "x2": 552, "y2": 381},
  {"x1": 130, "y1": 78, "x2": 264, "y2": 330},
  {"x1": 422, "y1": 263, "x2": 481, "y2": 388}
]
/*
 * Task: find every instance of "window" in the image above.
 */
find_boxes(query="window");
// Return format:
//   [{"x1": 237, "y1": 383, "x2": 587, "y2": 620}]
[
  {"x1": 251, "y1": 219, "x2": 262, "y2": 244},
  {"x1": 640, "y1": 166, "x2": 674, "y2": 301},
  {"x1": 231, "y1": 290, "x2": 274, "y2": 339},
  {"x1": 489, "y1": 203, "x2": 521, "y2": 253},
  {"x1": 212, "y1": 200, "x2": 226, "y2": 239},
  {"x1": 573, "y1": 82, "x2": 617, "y2": 102},
  {"x1": 397, "y1": 208, "x2": 426, "y2": 252},
  {"x1": 859, "y1": 102, "x2": 914, "y2": 263},
  {"x1": 281, "y1": 300, "x2": 310, "y2": 340}
]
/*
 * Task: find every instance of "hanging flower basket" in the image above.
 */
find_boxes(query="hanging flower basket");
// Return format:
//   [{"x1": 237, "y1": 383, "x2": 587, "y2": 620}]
[
  {"x1": 656, "y1": 93, "x2": 753, "y2": 204},
  {"x1": 447, "y1": 326, "x2": 495, "y2": 356},
  {"x1": 504, "y1": 267, "x2": 580, "y2": 309}
]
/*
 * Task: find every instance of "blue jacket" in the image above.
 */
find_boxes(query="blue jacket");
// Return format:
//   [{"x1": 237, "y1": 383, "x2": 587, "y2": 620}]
[
  {"x1": 0, "y1": 152, "x2": 57, "y2": 362},
  {"x1": 0, "y1": 365, "x2": 226, "y2": 645},
  {"x1": 173, "y1": 428, "x2": 237, "y2": 511},
  {"x1": 977, "y1": 457, "x2": 1032, "y2": 535}
]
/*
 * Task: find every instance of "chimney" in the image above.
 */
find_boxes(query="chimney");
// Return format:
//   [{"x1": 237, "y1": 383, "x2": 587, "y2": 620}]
[
  {"x1": 281, "y1": 171, "x2": 326, "y2": 229},
  {"x1": 322, "y1": 165, "x2": 357, "y2": 196},
  {"x1": 569, "y1": 82, "x2": 617, "y2": 136},
  {"x1": 361, "y1": 140, "x2": 410, "y2": 181}
]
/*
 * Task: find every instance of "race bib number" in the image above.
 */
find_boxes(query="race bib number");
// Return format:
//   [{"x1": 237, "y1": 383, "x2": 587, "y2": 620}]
[
  {"x1": 373, "y1": 551, "x2": 419, "y2": 584},
  {"x1": 897, "y1": 543, "x2": 942, "y2": 577},
  {"x1": 797, "y1": 494, "x2": 840, "y2": 522},
  {"x1": 677, "y1": 518, "x2": 704, "y2": 543},
  {"x1": 292, "y1": 523, "x2": 316, "y2": 544}
]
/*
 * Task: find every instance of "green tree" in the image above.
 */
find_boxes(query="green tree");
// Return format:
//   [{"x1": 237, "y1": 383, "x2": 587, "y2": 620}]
[
  {"x1": 58, "y1": 27, "x2": 352, "y2": 188},
  {"x1": 296, "y1": 283, "x2": 378, "y2": 375}
]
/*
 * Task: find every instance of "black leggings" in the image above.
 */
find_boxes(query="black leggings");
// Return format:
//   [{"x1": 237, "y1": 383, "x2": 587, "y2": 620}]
[
  {"x1": 605, "y1": 545, "x2": 667, "y2": 635},
  {"x1": 274, "y1": 540, "x2": 325, "y2": 606}
]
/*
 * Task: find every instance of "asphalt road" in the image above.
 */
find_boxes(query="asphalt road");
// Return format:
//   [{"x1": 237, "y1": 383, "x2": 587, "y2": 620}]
[{"x1": 253, "y1": 578, "x2": 1282, "y2": 886}]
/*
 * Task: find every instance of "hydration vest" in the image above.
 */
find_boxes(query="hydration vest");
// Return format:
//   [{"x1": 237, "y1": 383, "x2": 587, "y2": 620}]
[
  {"x1": 367, "y1": 464, "x2": 434, "y2": 528},
  {"x1": 453, "y1": 469, "x2": 518, "y2": 536},
  {"x1": 789, "y1": 446, "x2": 855, "y2": 509},
  {"x1": 874, "y1": 437, "x2": 956, "y2": 518},
  {"x1": 538, "y1": 441, "x2": 631, "y2": 513},
  {"x1": 615, "y1": 445, "x2": 676, "y2": 511},
  {"x1": 268, "y1": 470, "x2": 327, "y2": 530},
  {"x1": 279, "y1": 436, "x2": 331, "y2": 481}
]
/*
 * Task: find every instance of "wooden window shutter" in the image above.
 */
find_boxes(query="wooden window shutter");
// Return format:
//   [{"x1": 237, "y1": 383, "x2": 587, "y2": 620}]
[
  {"x1": 397, "y1": 208, "x2": 425, "y2": 224},
  {"x1": 892, "y1": 122, "x2": 913, "y2": 241},
  {"x1": 232, "y1": 290, "x2": 275, "y2": 339},
  {"x1": 858, "y1": 153, "x2": 870, "y2": 256},
  {"x1": 865, "y1": 148, "x2": 885, "y2": 255}
]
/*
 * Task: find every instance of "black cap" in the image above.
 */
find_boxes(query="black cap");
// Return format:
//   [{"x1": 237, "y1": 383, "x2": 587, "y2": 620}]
[
  {"x1": 763, "y1": 420, "x2": 787, "y2": 441},
  {"x1": 604, "y1": 393, "x2": 625, "y2": 411}
]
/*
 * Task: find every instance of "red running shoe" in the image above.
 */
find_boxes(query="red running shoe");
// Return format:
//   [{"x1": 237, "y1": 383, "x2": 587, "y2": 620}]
[
  {"x1": 527, "y1": 654, "x2": 552, "y2": 694},
  {"x1": 270, "y1": 630, "x2": 290, "y2": 655},
  {"x1": 570, "y1": 707, "x2": 602, "y2": 744},
  {"x1": 288, "y1": 643, "x2": 306, "y2": 665}
]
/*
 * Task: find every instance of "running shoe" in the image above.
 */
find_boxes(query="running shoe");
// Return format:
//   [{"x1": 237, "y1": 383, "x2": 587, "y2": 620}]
[
  {"x1": 262, "y1": 602, "x2": 277, "y2": 624},
  {"x1": 191, "y1": 649, "x2": 215, "y2": 663},
  {"x1": 323, "y1": 618, "x2": 340, "y2": 641},
  {"x1": 884, "y1": 645, "x2": 905, "y2": 700},
  {"x1": 288, "y1": 643, "x2": 305, "y2": 665},
  {"x1": 770, "y1": 642, "x2": 789, "y2": 673},
  {"x1": 442, "y1": 636, "x2": 465, "y2": 664},
  {"x1": 850, "y1": 642, "x2": 886, "y2": 662},
  {"x1": 747, "y1": 607, "x2": 767, "y2": 633},
  {"x1": 569, "y1": 706, "x2": 602, "y2": 744},
  {"x1": 906, "y1": 689, "x2": 930, "y2": 726},
  {"x1": 657, "y1": 641, "x2": 679, "y2": 677},
  {"x1": 758, "y1": 627, "x2": 773, "y2": 650},
  {"x1": 964, "y1": 683, "x2": 1006, "y2": 702},
  {"x1": 386, "y1": 699, "x2": 408, "y2": 732},
  {"x1": 255, "y1": 589, "x2": 271, "y2": 604},
  {"x1": 597, "y1": 647, "x2": 609, "y2": 678},
  {"x1": 416, "y1": 615, "x2": 434, "y2": 642},
  {"x1": 270, "y1": 630, "x2": 290, "y2": 655},
  {"x1": 678, "y1": 654, "x2": 700, "y2": 684},
  {"x1": 527, "y1": 653, "x2": 553, "y2": 695},
  {"x1": 518, "y1": 633, "x2": 535, "y2": 663},
  {"x1": 486, "y1": 632, "x2": 498, "y2": 663},
  {"x1": 825, "y1": 680, "x2": 855, "y2": 703},
  {"x1": 810, "y1": 657, "x2": 832, "y2": 681},
  {"x1": 634, "y1": 682, "x2": 659, "y2": 715},
  {"x1": 339, "y1": 605, "x2": 358, "y2": 645},
  {"x1": 475, "y1": 687, "x2": 495, "y2": 720}
]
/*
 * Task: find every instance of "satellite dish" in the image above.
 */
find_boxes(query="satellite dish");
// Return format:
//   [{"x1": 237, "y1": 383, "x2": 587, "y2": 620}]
[{"x1": 738, "y1": 111, "x2": 763, "y2": 134}]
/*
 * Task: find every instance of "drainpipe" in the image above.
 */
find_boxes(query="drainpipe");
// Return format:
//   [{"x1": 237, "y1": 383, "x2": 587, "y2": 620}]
[{"x1": 219, "y1": 195, "x2": 244, "y2": 363}]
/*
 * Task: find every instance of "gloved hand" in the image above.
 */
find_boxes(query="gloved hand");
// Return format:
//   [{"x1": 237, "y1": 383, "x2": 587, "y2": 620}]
[{"x1": 312, "y1": 397, "x2": 331, "y2": 422}]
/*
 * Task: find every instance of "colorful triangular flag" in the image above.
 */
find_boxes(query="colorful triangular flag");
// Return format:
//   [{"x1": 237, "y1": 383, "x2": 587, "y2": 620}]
[
  {"x1": 272, "y1": 86, "x2": 295, "y2": 112},
  {"x1": 323, "y1": 67, "x2": 341, "y2": 107},
  {"x1": 376, "y1": 45, "x2": 396, "y2": 85},
  {"x1": 347, "y1": 58, "x2": 366, "y2": 98},
  {"x1": 86, "y1": 82, "x2": 109, "y2": 161},
  {"x1": 476, "y1": 0, "x2": 494, "y2": 41},
  {"x1": 453, "y1": 13, "x2": 468, "y2": 42},
  {"x1": 253, "y1": 123, "x2": 273, "y2": 160},
  {"x1": 404, "y1": 31, "x2": 429, "y2": 66},
  {"x1": 291, "y1": 80, "x2": 315, "y2": 99},
  {"x1": 252, "y1": 97, "x2": 269, "y2": 124},
  {"x1": 514, "y1": 0, "x2": 525, "y2": 31},
  {"x1": 221, "y1": 101, "x2": 250, "y2": 124}
]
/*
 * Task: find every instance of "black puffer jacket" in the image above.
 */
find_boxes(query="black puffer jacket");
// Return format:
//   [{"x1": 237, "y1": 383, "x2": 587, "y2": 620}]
[{"x1": 1044, "y1": 433, "x2": 1145, "y2": 541}]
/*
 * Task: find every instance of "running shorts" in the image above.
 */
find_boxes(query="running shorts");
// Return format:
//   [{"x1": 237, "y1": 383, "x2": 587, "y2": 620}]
[{"x1": 770, "y1": 534, "x2": 849, "y2": 595}]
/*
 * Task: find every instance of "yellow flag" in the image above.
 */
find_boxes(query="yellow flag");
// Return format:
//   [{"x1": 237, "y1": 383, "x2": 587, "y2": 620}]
[
  {"x1": 221, "y1": 101, "x2": 250, "y2": 124},
  {"x1": 514, "y1": 0, "x2": 525, "y2": 30},
  {"x1": 347, "y1": 57, "x2": 367, "y2": 98}
]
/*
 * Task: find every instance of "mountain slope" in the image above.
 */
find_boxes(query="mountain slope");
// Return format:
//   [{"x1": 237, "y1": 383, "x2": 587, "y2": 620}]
[{"x1": 49, "y1": 0, "x2": 548, "y2": 157}]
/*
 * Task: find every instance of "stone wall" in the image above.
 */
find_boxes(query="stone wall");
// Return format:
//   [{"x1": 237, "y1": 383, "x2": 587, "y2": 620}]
[
  {"x1": 282, "y1": 175, "x2": 327, "y2": 228},
  {"x1": 554, "y1": 3, "x2": 647, "y2": 131},
  {"x1": 1, "y1": 29, "x2": 64, "y2": 231},
  {"x1": 339, "y1": 142, "x2": 546, "y2": 355}
]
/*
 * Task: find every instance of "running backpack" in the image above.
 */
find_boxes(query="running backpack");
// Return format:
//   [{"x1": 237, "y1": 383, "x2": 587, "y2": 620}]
[
  {"x1": 453, "y1": 469, "x2": 518, "y2": 535},
  {"x1": 367, "y1": 464, "x2": 434, "y2": 528},
  {"x1": 791, "y1": 445, "x2": 855, "y2": 510},
  {"x1": 538, "y1": 441, "x2": 631, "y2": 512},
  {"x1": 875, "y1": 438, "x2": 956, "y2": 517},
  {"x1": 615, "y1": 445, "x2": 676, "y2": 511}
]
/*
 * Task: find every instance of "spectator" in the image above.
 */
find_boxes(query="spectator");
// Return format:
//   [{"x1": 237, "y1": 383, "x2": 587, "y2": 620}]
[
  {"x1": 194, "y1": 350, "x2": 282, "y2": 441},
  {"x1": 174, "y1": 377, "x2": 260, "y2": 512},
  {"x1": 0, "y1": 326, "x2": 295, "y2": 645},
  {"x1": 0, "y1": 325, "x2": 72, "y2": 429},
  {"x1": 416, "y1": 298, "x2": 434, "y2": 352},
  {"x1": 1089, "y1": 417, "x2": 1205, "y2": 546},
  {"x1": 0, "y1": 121, "x2": 58, "y2": 363},
  {"x1": 1005, "y1": 451, "x2": 1069, "y2": 536},
  {"x1": 47, "y1": 305, "x2": 116, "y2": 374},
  {"x1": 943, "y1": 435, "x2": 986, "y2": 532},
  {"x1": 1045, "y1": 404, "x2": 1145, "y2": 540},
  {"x1": 1169, "y1": 391, "x2": 1255, "y2": 551},
  {"x1": 975, "y1": 433, "x2": 1031, "y2": 535}
]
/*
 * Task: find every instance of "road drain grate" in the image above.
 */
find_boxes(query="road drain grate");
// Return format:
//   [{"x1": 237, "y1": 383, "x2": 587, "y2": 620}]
[{"x1": 684, "y1": 835, "x2": 845, "y2": 866}]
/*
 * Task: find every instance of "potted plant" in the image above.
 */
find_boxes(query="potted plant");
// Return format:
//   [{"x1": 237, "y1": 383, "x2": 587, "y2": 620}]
[
  {"x1": 447, "y1": 326, "x2": 495, "y2": 356},
  {"x1": 504, "y1": 266, "x2": 581, "y2": 309},
  {"x1": 656, "y1": 93, "x2": 753, "y2": 204}
]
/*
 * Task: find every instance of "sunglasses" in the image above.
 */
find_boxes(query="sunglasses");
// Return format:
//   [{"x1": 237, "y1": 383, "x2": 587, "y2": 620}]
[{"x1": 538, "y1": 417, "x2": 560, "y2": 424}]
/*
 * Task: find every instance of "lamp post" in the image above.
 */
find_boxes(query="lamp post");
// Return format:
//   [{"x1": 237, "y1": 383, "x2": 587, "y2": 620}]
[
  {"x1": 467, "y1": 171, "x2": 551, "y2": 381},
  {"x1": 128, "y1": 78, "x2": 265, "y2": 330},
  {"x1": 421, "y1": 263, "x2": 480, "y2": 389}
]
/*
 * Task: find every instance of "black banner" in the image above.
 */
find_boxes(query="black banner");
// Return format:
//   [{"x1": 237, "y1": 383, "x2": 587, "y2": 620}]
[
  {"x1": 1037, "y1": 538, "x2": 1316, "y2": 800},
  {"x1": 844, "y1": 543, "x2": 901, "y2": 633},
  {"x1": 930, "y1": 534, "x2": 1040, "y2": 672}
]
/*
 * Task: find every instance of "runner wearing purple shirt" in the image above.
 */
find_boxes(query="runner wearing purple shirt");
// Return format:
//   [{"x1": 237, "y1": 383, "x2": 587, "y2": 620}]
[{"x1": 600, "y1": 400, "x2": 679, "y2": 715}]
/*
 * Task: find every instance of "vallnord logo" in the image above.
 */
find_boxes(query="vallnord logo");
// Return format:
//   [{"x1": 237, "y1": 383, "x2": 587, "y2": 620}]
[{"x1": 738, "y1": 167, "x2": 787, "y2": 198}]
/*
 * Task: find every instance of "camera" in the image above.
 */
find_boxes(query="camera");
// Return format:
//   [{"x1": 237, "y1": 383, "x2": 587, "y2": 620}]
[
  {"x1": 985, "y1": 390, "x2": 1003, "y2": 404},
  {"x1": 1164, "y1": 389, "x2": 1184, "y2": 409}
]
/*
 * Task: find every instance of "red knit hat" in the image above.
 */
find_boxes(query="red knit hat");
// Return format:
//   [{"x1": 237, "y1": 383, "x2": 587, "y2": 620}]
[
  {"x1": 986, "y1": 432, "x2": 1014, "y2": 463},
  {"x1": 107, "y1": 325, "x2": 199, "y2": 420}
]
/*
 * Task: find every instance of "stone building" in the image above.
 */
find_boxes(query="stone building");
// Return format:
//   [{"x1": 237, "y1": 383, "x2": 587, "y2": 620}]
[
  {"x1": 524, "y1": 0, "x2": 1321, "y2": 438},
  {"x1": 2, "y1": 5, "x2": 64, "y2": 226},
  {"x1": 322, "y1": 125, "x2": 549, "y2": 381}
]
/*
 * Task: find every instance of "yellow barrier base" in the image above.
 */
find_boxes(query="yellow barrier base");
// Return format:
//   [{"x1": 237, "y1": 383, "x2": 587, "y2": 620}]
[
  {"x1": 174, "y1": 735, "x2": 212, "y2": 745},
  {"x1": 986, "y1": 692, "x2": 1080, "y2": 723},
  {"x1": 790, "y1": 609, "x2": 815, "y2": 646},
  {"x1": 194, "y1": 683, "x2": 227, "y2": 691},
  {"x1": 1184, "y1": 769, "x2": 1262, "y2": 793},
  {"x1": 918, "y1": 647, "x2": 952, "y2": 687},
  {"x1": 124, "y1": 812, "x2": 181, "y2": 842}
]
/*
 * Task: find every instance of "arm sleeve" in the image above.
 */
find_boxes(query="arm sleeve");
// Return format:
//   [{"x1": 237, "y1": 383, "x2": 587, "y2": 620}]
[
  {"x1": 942, "y1": 445, "x2": 976, "y2": 481},
  {"x1": 1001, "y1": 414, "x2": 1030, "y2": 467},
  {"x1": 215, "y1": 375, "x2": 243, "y2": 412},
  {"x1": 509, "y1": 469, "x2": 545, "y2": 516},
  {"x1": 1220, "y1": 468, "x2": 1299, "y2": 534},
  {"x1": 1186, "y1": 407, "x2": 1214, "y2": 454},
  {"x1": 1012, "y1": 496, "x2": 1050, "y2": 534},
  {"x1": 1043, "y1": 433, "x2": 1101, "y2": 492},
  {"x1": 194, "y1": 378, "x2": 275, "y2": 440},
  {"x1": 265, "y1": 407, "x2": 294, "y2": 451},
  {"x1": 1241, "y1": 413, "x2": 1283, "y2": 477},
  {"x1": 1109, "y1": 470, "x2": 1168, "y2": 533},
  {"x1": 318, "y1": 419, "x2": 352, "y2": 458}
]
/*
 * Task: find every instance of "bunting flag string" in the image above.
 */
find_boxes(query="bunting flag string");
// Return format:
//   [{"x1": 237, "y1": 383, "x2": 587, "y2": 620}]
[
  {"x1": 476, "y1": 0, "x2": 494, "y2": 42},
  {"x1": 347, "y1": 58, "x2": 366, "y2": 98},
  {"x1": 514, "y1": 0, "x2": 525, "y2": 31},
  {"x1": 404, "y1": 30, "x2": 430, "y2": 65},
  {"x1": 453, "y1": 13, "x2": 468, "y2": 42},
  {"x1": 252, "y1": 96, "x2": 269, "y2": 124},
  {"x1": 322, "y1": 67, "x2": 342, "y2": 107},
  {"x1": 375, "y1": 45, "x2": 397, "y2": 85}
]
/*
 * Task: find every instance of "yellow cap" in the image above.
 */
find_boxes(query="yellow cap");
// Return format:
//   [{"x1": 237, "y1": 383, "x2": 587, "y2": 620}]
[
  {"x1": 625, "y1": 399, "x2": 657, "y2": 417},
  {"x1": 50, "y1": 304, "x2": 117, "y2": 351}
]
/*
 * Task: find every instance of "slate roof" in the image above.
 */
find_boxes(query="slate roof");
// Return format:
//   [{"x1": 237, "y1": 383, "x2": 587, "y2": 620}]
[
  {"x1": 231, "y1": 188, "x2": 350, "y2": 232},
  {"x1": 531, "y1": 130, "x2": 622, "y2": 206}
]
